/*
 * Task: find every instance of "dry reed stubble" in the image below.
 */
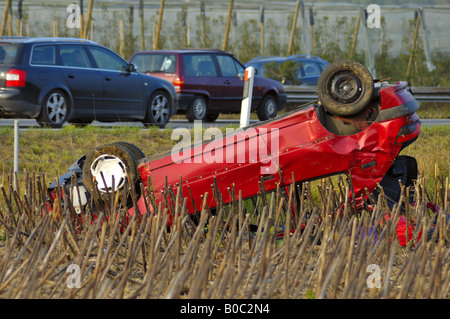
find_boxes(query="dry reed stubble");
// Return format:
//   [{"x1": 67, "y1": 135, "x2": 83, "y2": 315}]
[{"x1": 0, "y1": 172, "x2": 448, "y2": 299}]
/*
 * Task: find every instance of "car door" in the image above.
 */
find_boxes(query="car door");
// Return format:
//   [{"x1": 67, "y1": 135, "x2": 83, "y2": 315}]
[
  {"x1": 182, "y1": 54, "x2": 223, "y2": 108},
  {"x1": 58, "y1": 44, "x2": 104, "y2": 114},
  {"x1": 86, "y1": 45, "x2": 144, "y2": 119},
  {"x1": 215, "y1": 54, "x2": 245, "y2": 112}
]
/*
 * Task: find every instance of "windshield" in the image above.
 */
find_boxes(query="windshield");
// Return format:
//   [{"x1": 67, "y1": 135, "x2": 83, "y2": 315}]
[
  {"x1": 130, "y1": 54, "x2": 176, "y2": 73},
  {"x1": 0, "y1": 43, "x2": 21, "y2": 64}
]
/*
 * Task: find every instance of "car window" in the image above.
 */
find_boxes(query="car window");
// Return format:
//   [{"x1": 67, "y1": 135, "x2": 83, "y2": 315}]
[
  {"x1": 0, "y1": 43, "x2": 20, "y2": 64},
  {"x1": 59, "y1": 45, "x2": 91, "y2": 68},
  {"x1": 183, "y1": 54, "x2": 216, "y2": 77},
  {"x1": 301, "y1": 61, "x2": 322, "y2": 77},
  {"x1": 31, "y1": 45, "x2": 57, "y2": 65},
  {"x1": 87, "y1": 46, "x2": 128, "y2": 71},
  {"x1": 216, "y1": 55, "x2": 243, "y2": 77},
  {"x1": 247, "y1": 62, "x2": 266, "y2": 77},
  {"x1": 319, "y1": 62, "x2": 328, "y2": 71},
  {"x1": 131, "y1": 54, "x2": 176, "y2": 73}
]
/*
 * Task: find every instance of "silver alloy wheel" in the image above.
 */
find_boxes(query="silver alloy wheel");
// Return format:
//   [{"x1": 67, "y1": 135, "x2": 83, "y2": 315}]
[
  {"x1": 264, "y1": 97, "x2": 276, "y2": 118},
  {"x1": 90, "y1": 154, "x2": 128, "y2": 193},
  {"x1": 150, "y1": 93, "x2": 170, "y2": 124},
  {"x1": 45, "y1": 92, "x2": 67, "y2": 124},
  {"x1": 192, "y1": 97, "x2": 206, "y2": 119}
]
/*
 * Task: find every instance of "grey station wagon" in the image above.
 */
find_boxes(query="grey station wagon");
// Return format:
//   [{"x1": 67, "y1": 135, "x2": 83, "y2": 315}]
[{"x1": 0, "y1": 37, "x2": 177, "y2": 128}]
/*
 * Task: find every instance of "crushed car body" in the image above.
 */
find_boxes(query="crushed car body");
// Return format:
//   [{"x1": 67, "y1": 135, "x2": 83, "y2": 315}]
[{"x1": 47, "y1": 60, "x2": 426, "y2": 245}]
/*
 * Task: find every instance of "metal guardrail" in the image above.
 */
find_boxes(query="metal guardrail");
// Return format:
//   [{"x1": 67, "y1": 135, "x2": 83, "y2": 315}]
[{"x1": 284, "y1": 86, "x2": 450, "y2": 103}]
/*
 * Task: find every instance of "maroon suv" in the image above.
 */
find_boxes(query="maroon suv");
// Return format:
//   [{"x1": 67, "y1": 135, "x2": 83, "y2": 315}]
[{"x1": 129, "y1": 49, "x2": 287, "y2": 122}]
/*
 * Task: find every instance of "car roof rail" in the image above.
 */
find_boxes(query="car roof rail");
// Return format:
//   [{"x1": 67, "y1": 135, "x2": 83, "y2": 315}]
[
  {"x1": 25, "y1": 37, "x2": 97, "y2": 43},
  {"x1": 0, "y1": 36, "x2": 97, "y2": 44},
  {"x1": 247, "y1": 56, "x2": 278, "y2": 62},
  {"x1": 183, "y1": 48, "x2": 225, "y2": 52},
  {"x1": 288, "y1": 54, "x2": 327, "y2": 61},
  {"x1": 0, "y1": 36, "x2": 30, "y2": 39}
]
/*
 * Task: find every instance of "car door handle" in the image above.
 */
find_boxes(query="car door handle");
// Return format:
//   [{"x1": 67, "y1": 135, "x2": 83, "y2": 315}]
[
  {"x1": 67, "y1": 74, "x2": 75, "y2": 79},
  {"x1": 104, "y1": 77, "x2": 111, "y2": 81},
  {"x1": 224, "y1": 80, "x2": 231, "y2": 84}
]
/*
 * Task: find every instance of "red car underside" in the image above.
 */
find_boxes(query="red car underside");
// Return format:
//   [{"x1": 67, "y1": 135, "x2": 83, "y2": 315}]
[{"x1": 130, "y1": 81, "x2": 421, "y2": 226}]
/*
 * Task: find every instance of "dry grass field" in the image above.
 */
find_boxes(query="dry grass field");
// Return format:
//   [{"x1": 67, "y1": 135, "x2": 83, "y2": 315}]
[{"x1": 0, "y1": 125, "x2": 448, "y2": 300}]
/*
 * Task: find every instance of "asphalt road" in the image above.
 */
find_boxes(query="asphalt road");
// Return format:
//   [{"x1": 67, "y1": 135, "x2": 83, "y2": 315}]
[{"x1": 0, "y1": 118, "x2": 448, "y2": 130}]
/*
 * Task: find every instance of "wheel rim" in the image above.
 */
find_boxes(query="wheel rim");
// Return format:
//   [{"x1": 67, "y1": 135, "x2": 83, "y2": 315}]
[
  {"x1": 192, "y1": 98, "x2": 206, "y2": 119},
  {"x1": 264, "y1": 98, "x2": 276, "y2": 118},
  {"x1": 90, "y1": 154, "x2": 127, "y2": 193},
  {"x1": 329, "y1": 72, "x2": 362, "y2": 103},
  {"x1": 151, "y1": 94, "x2": 169, "y2": 123},
  {"x1": 46, "y1": 92, "x2": 67, "y2": 124}
]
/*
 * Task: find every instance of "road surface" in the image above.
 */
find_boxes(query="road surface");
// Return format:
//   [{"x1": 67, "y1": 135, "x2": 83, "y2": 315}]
[{"x1": 0, "y1": 118, "x2": 448, "y2": 129}]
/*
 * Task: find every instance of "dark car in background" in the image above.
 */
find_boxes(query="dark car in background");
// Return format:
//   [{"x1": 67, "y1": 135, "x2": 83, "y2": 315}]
[
  {"x1": 129, "y1": 49, "x2": 287, "y2": 122},
  {"x1": 245, "y1": 55, "x2": 329, "y2": 86},
  {"x1": 0, "y1": 37, "x2": 177, "y2": 128}
]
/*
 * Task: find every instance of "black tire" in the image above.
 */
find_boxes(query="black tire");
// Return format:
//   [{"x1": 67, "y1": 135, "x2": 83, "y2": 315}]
[
  {"x1": 145, "y1": 90, "x2": 171, "y2": 128},
  {"x1": 186, "y1": 96, "x2": 207, "y2": 122},
  {"x1": 82, "y1": 143, "x2": 139, "y2": 202},
  {"x1": 257, "y1": 95, "x2": 278, "y2": 121},
  {"x1": 317, "y1": 60, "x2": 374, "y2": 117},
  {"x1": 113, "y1": 142, "x2": 145, "y2": 161},
  {"x1": 68, "y1": 118, "x2": 92, "y2": 127},
  {"x1": 205, "y1": 112, "x2": 219, "y2": 123},
  {"x1": 37, "y1": 89, "x2": 70, "y2": 128}
]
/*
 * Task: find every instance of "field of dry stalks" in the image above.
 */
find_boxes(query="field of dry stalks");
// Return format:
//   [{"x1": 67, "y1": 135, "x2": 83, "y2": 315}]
[{"x1": 0, "y1": 167, "x2": 448, "y2": 300}]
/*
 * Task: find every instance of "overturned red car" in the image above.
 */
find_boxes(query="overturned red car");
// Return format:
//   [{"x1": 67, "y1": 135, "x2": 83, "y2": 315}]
[{"x1": 48, "y1": 60, "x2": 424, "y2": 243}]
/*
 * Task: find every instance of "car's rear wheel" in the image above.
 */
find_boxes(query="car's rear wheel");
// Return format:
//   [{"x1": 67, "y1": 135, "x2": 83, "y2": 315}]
[
  {"x1": 145, "y1": 90, "x2": 171, "y2": 128},
  {"x1": 257, "y1": 95, "x2": 278, "y2": 121},
  {"x1": 82, "y1": 143, "x2": 140, "y2": 203},
  {"x1": 187, "y1": 96, "x2": 207, "y2": 122},
  {"x1": 37, "y1": 89, "x2": 70, "y2": 128},
  {"x1": 317, "y1": 60, "x2": 374, "y2": 117}
]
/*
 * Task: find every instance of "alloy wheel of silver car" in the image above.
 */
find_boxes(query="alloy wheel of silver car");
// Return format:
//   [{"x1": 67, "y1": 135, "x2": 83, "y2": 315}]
[
  {"x1": 37, "y1": 90, "x2": 69, "y2": 128},
  {"x1": 150, "y1": 93, "x2": 170, "y2": 124},
  {"x1": 46, "y1": 92, "x2": 67, "y2": 123}
]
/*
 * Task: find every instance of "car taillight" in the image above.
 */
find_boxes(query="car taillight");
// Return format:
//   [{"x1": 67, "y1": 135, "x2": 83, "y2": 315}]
[
  {"x1": 172, "y1": 77, "x2": 184, "y2": 93},
  {"x1": 6, "y1": 69, "x2": 26, "y2": 87}
]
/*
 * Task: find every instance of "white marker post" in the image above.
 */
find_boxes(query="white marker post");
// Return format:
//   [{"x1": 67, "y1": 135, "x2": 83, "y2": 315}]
[
  {"x1": 240, "y1": 66, "x2": 255, "y2": 128},
  {"x1": 13, "y1": 120, "x2": 19, "y2": 190}
]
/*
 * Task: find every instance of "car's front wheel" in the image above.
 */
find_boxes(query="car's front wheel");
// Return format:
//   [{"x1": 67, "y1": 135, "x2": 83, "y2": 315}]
[
  {"x1": 257, "y1": 95, "x2": 278, "y2": 121},
  {"x1": 145, "y1": 90, "x2": 171, "y2": 128},
  {"x1": 37, "y1": 89, "x2": 70, "y2": 128},
  {"x1": 186, "y1": 96, "x2": 207, "y2": 122}
]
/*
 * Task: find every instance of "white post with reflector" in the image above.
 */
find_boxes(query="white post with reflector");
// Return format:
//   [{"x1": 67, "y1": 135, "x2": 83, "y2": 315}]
[{"x1": 240, "y1": 66, "x2": 255, "y2": 128}]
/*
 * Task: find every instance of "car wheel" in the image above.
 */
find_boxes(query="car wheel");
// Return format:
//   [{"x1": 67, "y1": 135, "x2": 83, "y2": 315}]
[
  {"x1": 317, "y1": 60, "x2": 374, "y2": 117},
  {"x1": 257, "y1": 95, "x2": 278, "y2": 121},
  {"x1": 145, "y1": 90, "x2": 171, "y2": 128},
  {"x1": 187, "y1": 96, "x2": 207, "y2": 122},
  {"x1": 113, "y1": 142, "x2": 145, "y2": 161},
  {"x1": 37, "y1": 90, "x2": 70, "y2": 128},
  {"x1": 82, "y1": 143, "x2": 139, "y2": 203},
  {"x1": 205, "y1": 112, "x2": 219, "y2": 123}
]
